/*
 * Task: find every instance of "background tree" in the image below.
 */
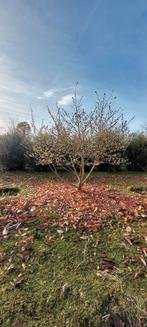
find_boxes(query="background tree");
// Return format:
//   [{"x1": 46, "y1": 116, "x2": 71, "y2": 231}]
[
  {"x1": 31, "y1": 88, "x2": 130, "y2": 189},
  {"x1": 0, "y1": 128, "x2": 26, "y2": 170},
  {"x1": 16, "y1": 121, "x2": 31, "y2": 137},
  {"x1": 126, "y1": 133, "x2": 147, "y2": 171},
  {"x1": 142, "y1": 123, "x2": 147, "y2": 136}
]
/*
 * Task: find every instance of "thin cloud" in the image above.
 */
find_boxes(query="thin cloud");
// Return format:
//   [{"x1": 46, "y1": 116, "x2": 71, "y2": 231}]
[
  {"x1": 43, "y1": 89, "x2": 55, "y2": 97},
  {"x1": 37, "y1": 89, "x2": 55, "y2": 99},
  {"x1": 37, "y1": 86, "x2": 74, "y2": 100},
  {"x1": 0, "y1": 53, "x2": 42, "y2": 129},
  {"x1": 0, "y1": 53, "x2": 40, "y2": 98},
  {"x1": 58, "y1": 94, "x2": 74, "y2": 106}
]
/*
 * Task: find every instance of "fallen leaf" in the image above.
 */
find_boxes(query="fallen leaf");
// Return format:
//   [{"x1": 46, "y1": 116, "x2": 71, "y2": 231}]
[
  {"x1": 5, "y1": 264, "x2": 16, "y2": 274},
  {"x1": 61, "y1": 283, "x2": 70, "y2": 298},
  {"x1": 139, "y1": 256, "x2": 146, "y2": 267},
  {"x1": 124, "y1": 236, "x2": 133, "y2": 246},
  {"x1": 111, "y1": 313, "x2": 124, "y2": 327},
  {"x1": 134, "y1": 271, "x2": 143, "y2": 279}
]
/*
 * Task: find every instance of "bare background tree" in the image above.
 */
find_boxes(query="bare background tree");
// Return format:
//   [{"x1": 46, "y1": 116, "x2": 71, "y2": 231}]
[
  {"x1": 142, "y1": 123, "x2": 147, "y2": 136},
  {"x1": 31, "y1": 86, "x2": 130, "y2": 190}
]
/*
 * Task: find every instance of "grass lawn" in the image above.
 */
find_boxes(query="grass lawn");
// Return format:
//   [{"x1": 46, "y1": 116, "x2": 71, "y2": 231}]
[{"x1": 0, "y1": 172, "x2": 147, "y2": 327}]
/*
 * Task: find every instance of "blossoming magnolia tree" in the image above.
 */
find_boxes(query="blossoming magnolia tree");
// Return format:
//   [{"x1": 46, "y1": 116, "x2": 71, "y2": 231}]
[{"x1": 32, "y1": 87, "x2": 130, "y2": 190}]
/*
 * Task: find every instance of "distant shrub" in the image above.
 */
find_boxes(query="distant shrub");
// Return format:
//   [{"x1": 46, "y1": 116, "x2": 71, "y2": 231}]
[
  {"x1": 126, "y1": 133, "x2": 147, "y2": 171},
  {"x1": 0, "y1": 130, "x2": 27, "y2": 170}
]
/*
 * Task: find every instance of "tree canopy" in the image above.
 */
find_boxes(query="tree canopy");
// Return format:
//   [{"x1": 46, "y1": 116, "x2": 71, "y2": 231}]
[{"x1": 31, "y1": 88, "x2": 130, "y2": 189}]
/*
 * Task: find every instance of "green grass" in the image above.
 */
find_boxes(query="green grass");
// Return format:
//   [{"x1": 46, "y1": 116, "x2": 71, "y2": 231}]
[
  {"x1": 1, "y1": 170, "x2": 147, "y2": 178},
  {"x1": 0, "y1": 215, "x2": 147, "y2": 327}
]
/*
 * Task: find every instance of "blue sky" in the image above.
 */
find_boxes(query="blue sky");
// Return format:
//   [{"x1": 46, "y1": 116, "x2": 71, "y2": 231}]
[{"x1": 0, "y1": 0, "x2": 147, "y2": 132}]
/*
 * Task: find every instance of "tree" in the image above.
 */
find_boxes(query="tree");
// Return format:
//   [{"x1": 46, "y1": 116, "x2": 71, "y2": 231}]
[
  {"x1": 0, "y1": 128, "x2": 26, "y2": 171},
  {"x1": 31, "y1": 87, "x2": 130, "y2": 190},
  {"x1": 142, "y1": 123, "x2": 147, "y2": 136},
  {"x1": 126, "y1": 133, "x2": 147, "y2": 171},
  {"x1": 16, "y1": 122, "x2": 31, "y2": 137}
]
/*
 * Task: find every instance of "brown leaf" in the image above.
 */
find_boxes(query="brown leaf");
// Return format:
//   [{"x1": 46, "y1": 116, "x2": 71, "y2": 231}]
[
  {"x1": 5, "y1": 264, "x2": 16, "y2": 274},
  {"x1": 139, "y1": 255, "x2": 147, "y2": 267},
  {"x1": 101, "y1": 256, "x2": 115, "y2": 271},
  {"x1": 0, "y1": 252, "x2": 6, "y2": 263},
  {"x1": 134, "y1": 271, "x2": 144, "y2": 279},
  {"x1": 111, "y1": 313, "x2": 124, "y2": 327},
  {"x1": 61, "y1": 283, "x2": 70, "y2": 298},
  {"x1": 16, "y1": 250, "x2": 31, "y2": 261},
  {"x1": 14, "y1": 278, "x2": 25, "y2": 287},
  {"x1": 124, "y1": 236, "x2": 133, "y2": 246},
  {"x1": 142, "y1": 247, "x2": 147, "y2": 257}
]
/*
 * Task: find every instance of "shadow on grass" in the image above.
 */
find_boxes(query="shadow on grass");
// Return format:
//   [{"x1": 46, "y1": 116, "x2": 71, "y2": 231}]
[{"x1": 0, "y1": 187, "x2": 20, "y2": 197}]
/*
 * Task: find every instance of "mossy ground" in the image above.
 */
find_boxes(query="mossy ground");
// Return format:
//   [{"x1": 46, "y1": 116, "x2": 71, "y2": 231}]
[{"x1": 0, "y1": 172, "x2": 147, "y2": 326}]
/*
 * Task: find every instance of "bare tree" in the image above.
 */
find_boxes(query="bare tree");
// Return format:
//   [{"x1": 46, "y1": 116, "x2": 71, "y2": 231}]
[
  {"x1": 142, "y1": 123, "x2": 147, "y2": 136},
  {"x1": 31, "y1": 86, "x2": 130, "y2": 190}
]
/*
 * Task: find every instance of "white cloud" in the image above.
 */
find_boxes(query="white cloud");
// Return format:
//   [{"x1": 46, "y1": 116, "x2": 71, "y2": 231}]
[
  {"x1": 37, "y1": 86, "x2": 74, "y2": 100},
  {"x1": 43, "y1": 89, "x2": 55, "y2": 98},
  {"x1": 58, "y1": 94, "x2": 74, "y2": 106},
  {"x1": 37, "y1": 89, "x2": 55, "y2": 99}
]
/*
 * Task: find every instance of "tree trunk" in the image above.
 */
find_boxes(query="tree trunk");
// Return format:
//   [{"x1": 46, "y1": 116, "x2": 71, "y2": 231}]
[{"x1": 77, "y1": 179, "x2": 83, "y2": 190}]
